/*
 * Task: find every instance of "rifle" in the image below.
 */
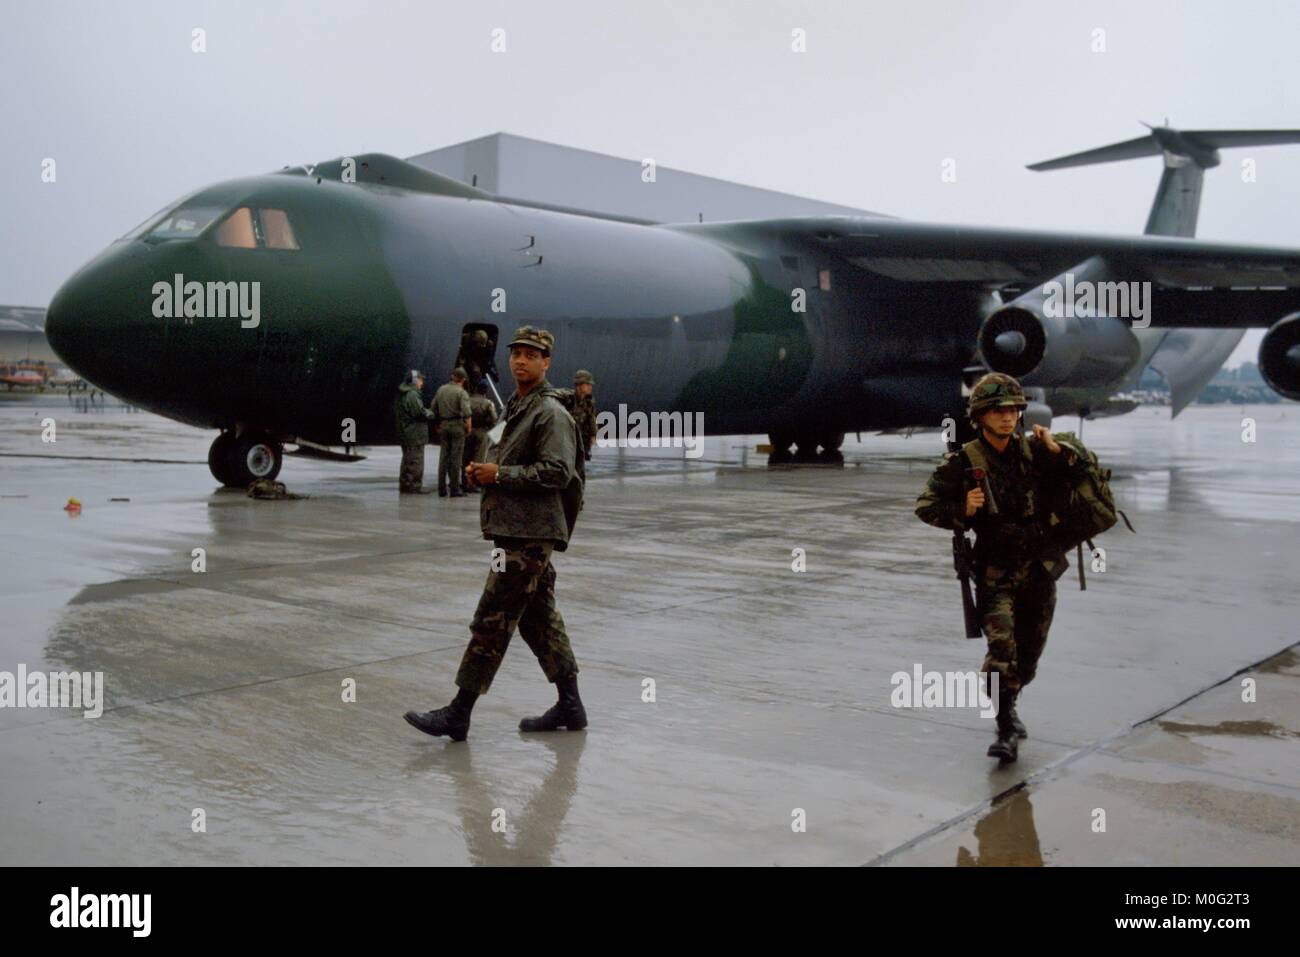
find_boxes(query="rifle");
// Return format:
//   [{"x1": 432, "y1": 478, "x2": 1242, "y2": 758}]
[{"x1": 948, "y1": 436, "x2": 984, "y2": 639}]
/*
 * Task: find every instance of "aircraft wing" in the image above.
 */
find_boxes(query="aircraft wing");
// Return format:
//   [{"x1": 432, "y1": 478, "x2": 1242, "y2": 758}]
[{"x1": 674, "y1": 217, "x2": 1300, "y2": 326}]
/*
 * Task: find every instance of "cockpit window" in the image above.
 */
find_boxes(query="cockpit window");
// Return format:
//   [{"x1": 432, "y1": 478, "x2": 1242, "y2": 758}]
[
  {"x1": 215, "y1": 207, "x2": 257, "y2": 248},
  {"x1": 258, "y1": 209, "x2": 300, "y2": 250},
  {"x1": 214, "y1": 206, "x2": 300, "y2": 250},
  {"x1": 145, "y1": 206, "x2": 227, "y2": 241},
  {"x1": 120, "y1": 190, "x2": 202, "y2": 240}
]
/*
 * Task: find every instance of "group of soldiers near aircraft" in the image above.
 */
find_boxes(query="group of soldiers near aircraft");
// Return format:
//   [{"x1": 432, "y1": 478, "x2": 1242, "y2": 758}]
[
  {"x1": 393, "y1": 324, "x2": 1116, "y2": 766},
  {"x1": 393, "y1": 330, "x2": 598, "y2": 498}
]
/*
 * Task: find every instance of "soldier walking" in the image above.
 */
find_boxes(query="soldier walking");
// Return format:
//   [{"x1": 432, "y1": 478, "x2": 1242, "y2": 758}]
[
  {"x1": 395, "y1": 369, "x2": 435, "y2": 494},
  {"x1": 914, "y1": 373, "x2": 1085, "y2": 763},
  {"x1": 405, "y1": 326, "x2": 587, "y2": 741},
  {"x1": 432, "y1": 368, "x2": 472, "y2": 498}
]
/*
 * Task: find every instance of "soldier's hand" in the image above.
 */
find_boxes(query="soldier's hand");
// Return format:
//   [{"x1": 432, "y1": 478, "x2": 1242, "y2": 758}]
[
  {"x1": 965, "y1": 487, "x2": 985, "y2": 517},
  {"x1": 1032, "y1": 424, "x2": 1061, "y2": 453},
  {"x1": 463, "y1": 463, "x2": 476, "y2": 487},
  {"x1": 468, "y1": 462, "x2": 499, "y2": 485}
]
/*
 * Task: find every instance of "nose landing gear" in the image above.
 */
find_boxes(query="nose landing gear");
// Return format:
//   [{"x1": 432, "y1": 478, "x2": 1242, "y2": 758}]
[{"x1": 208, "y1": 430, "x2": 283, "y2": 487}]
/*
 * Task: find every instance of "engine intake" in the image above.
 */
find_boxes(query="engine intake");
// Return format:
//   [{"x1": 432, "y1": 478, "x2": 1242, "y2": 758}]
[
  {"x1": 978, "y1": 257, "x2": 1141, "y2": 388},
  {"x1": 1259, "y1": 312, "x2": 1300, "y2": 401}
]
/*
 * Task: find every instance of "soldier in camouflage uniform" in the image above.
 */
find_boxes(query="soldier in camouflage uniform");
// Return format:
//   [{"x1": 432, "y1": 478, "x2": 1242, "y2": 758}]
[
  {"x1": 461, "y1": 383, "x2": 499, "y2": 491},
  {"x1": 554, "y1": 370, "x2": 598, "y2": 460},
  {"x1": 405, "y1": 326, "x2": 587, "y2": 742},
  {"x1": 914, "y1": 372, "x2": 1086, "y2": 763},
  {"x1": 394, "y1": 370, "x2": 436, "y2": 494}
]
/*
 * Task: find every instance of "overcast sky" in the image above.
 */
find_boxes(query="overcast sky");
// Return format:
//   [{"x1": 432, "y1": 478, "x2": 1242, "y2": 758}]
[{"x1": 5, "y1": 0, "x2": 1298, "y2": 365}]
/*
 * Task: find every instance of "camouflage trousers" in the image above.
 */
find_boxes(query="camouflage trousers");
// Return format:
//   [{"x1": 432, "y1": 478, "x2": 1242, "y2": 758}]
[
  {"x1": 977, "y1": 562, "x2": 1056, "y2": 693},
  {"x1": 399, "y1": 443, "x2": 425, "y2": 492},
  {"x1": 437, "y1": 427, "x2": 465, "y2": 495},
  {"x1": 455, "y1": 539, "x2": 579, "y2": 695}
]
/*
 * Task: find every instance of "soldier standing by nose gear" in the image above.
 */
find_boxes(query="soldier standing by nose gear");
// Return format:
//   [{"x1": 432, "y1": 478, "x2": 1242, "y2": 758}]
[
  {"x1": 915, "y1": 373, "x2": 1086, "y2": 763},
  {"x1": 404, "y1": 326, "x2": 586, "y2": 742},
  {"x1": 432, "y1": 368, "x2": 473, "y2": 497},
  {"x1": 395, "y1": 370, "x2": 436, "y2": 494}
]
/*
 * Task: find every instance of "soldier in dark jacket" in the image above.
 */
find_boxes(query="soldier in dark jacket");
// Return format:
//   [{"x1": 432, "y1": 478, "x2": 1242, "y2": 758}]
[
  {"x1": 394, "y1": 370, "x2": 435, "y2": 494},
  {"x1": 915, "y1": 373, "x2": 1086, "y2": 763},
  {"x1": 405, "y1": 326, "x2": 586, "y2": 742}
]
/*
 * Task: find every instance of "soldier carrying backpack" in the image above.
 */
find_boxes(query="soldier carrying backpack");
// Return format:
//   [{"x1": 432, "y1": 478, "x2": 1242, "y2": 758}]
[{"x1": 915, "y1": 373, "x2": 1132, "y2": 764}]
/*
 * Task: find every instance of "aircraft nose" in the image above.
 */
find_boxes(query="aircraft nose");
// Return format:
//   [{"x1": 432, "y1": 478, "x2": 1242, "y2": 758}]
[{"x1": 46, "y1": 248, "x2": 165, "y2": 402}]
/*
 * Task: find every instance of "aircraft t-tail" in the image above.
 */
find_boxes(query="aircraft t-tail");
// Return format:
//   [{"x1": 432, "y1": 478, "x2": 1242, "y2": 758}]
[{"x1": 44, "y1": 126, "x2": 1300, "y2": 486}]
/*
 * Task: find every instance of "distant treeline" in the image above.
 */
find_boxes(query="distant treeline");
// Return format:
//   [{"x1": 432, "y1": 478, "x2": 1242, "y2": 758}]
[{"x1": 1135, "y1": 361, "x2": 1283, "y2": 405}]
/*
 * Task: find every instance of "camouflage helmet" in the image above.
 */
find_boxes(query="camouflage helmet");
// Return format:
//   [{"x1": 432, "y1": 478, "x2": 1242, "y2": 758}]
[
  {"x1": 573, "y1": 369, "x2": 594, "y2": 386},
  {"x1": 968, "y1": 372, "x2": 1027, "y2": 420}
]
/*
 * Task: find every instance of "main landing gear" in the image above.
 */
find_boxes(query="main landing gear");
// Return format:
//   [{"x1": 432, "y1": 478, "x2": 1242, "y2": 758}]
[
  {"x1": 767, "y1": 430, "x2": 845, "y2": 464},
  {"x1": 208, "y1": 430, "x2": 283, "y2": 487}
]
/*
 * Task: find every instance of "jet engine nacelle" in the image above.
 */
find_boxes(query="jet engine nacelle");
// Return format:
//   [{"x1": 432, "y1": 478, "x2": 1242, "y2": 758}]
[
  {"x1": 1258, "y1": 312, "x2": 1300, "y2": 401},
  {"x1": 977, "y1": 257, "x2": 1142, "y2": 388}
]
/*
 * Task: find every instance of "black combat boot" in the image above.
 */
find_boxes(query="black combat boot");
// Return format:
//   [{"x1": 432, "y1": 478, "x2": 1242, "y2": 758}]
[
  {"x1": 987, "y1": 686, "x2": 1019, "y2": 763},
  {"x1": 404, "y1": 688, "x2": 477, "y2": 741},
  {"x1": 1006, "y1": 690, "x2": 1027, "y2": 739},
  {"x1": 519, "y1": 675, "x2": 587, "y2": 732}
]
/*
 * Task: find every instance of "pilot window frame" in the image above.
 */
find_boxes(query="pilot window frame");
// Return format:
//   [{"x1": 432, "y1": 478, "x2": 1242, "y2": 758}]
[
  {"x1": 212, "y1": 206, "x2": 302, "y2": 251},
  {"x1": 141, "y1": 206, "x2": 229, "y2": 242}
]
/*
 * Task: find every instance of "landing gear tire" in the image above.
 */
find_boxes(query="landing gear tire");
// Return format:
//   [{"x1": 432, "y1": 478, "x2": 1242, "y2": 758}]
[
  {"x1": 208, "y1": 432, "x2": 237, "y2": 486},
  {"x1": 225, "y1": 432, "x2": 282, "y2": 487},
  {"x1": 768, "y1": 431, "x2": 795, "y2": 464},
  {"x1": 817, "y1": 432, "x2": 845, "y2": 463},
  {"x1": 793, "y1": 436, "x2": 820, "y2": 462}
]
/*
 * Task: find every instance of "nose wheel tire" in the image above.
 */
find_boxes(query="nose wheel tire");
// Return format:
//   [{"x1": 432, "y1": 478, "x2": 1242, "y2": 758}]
[
  {"x1": 208, "y1": 432, "x2": 237, "y2": 486},
  {"x1": 228, "y1": 433, "x2": 283, "y2": 486},
  {"x1": 210, "y1": 431, "x2": 283, "y2": 487}
]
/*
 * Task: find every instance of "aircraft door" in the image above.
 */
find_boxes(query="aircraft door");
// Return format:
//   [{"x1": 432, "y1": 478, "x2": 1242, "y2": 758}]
[{"x1": 456, "y1": 322, "x2": 501, "y2": 404}]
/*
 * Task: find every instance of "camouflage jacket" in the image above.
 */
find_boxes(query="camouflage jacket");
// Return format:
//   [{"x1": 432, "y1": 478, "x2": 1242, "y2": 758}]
[
  {"x1": 915, "y1": 432, "x2": 1085, "y2": 581},
  {"x1": 394, "y1": 383, "x2": 434, "y2": 447},
  {"x1": 469, "y1": 393, "x2": 498, "y2": 432},
  {"x1": 482, "y1": 380, "x2": 585, "y2": 550},
  {"x1": 554, "y1": 389, "x2": 598, "y2": 450}
]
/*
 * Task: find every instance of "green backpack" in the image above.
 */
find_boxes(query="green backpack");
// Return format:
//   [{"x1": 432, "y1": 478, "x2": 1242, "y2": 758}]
[
  {"x1": 1042, "y1": 432, "x2": 1134, "y2": 588},
  {"x1": 963, "y1": 431, "x2": 1134, "y2": 589}
]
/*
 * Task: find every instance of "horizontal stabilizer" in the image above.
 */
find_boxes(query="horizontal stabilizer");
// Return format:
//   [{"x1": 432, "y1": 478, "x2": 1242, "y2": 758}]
[{"x1": 1028, "y1": 126, "x2": 1300, "y2": 172}]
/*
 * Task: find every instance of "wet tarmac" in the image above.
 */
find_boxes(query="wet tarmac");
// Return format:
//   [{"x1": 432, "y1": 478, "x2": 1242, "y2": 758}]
[{"x1": 1, "y1": 392, "x2": 1298, "y2": 866}]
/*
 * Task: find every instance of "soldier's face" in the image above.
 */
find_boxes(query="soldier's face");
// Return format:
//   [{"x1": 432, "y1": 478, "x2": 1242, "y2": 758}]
[
  {"x1": 980, "y1": 406, "x2": 1020, "y2": 437},
  {"x1": 509, "y1": 346, "x2": 550, "y2": 390},
  {"x1": 576, "y1": 383, "x2": 593, "y2": 398}
]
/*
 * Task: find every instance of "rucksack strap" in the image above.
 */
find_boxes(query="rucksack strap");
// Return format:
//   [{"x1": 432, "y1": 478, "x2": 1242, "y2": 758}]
[{"x1": 961, "y1": 438, "x2": 987, "y2": 472}]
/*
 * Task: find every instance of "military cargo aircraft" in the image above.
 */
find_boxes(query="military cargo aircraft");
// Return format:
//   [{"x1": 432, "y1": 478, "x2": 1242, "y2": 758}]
[{"x1": 43, "y1": 126, "x2": 1300, "y2": 486}]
